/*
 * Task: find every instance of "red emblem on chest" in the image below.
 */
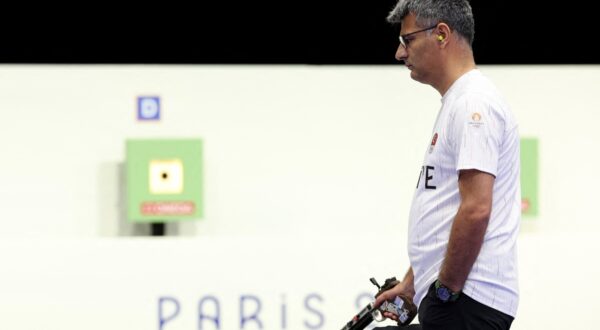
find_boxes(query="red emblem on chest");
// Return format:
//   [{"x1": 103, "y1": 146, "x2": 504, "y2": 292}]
[
  {"x1": 431, "y1": 133, "x2": 438, "y2": 146},
  {"x1": 429, "y1": 133, "x2": 439, "y2": 154}
]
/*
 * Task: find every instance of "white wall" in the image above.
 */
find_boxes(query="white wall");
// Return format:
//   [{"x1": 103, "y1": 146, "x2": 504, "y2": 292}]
[{"x1": 0, "y1": 65, "x2": 599, "y2": 329}]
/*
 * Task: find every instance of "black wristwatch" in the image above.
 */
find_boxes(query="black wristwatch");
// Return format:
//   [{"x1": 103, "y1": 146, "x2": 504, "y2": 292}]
[{"x1": 434, "y1": 279, "x2": 460, "y2": 303}]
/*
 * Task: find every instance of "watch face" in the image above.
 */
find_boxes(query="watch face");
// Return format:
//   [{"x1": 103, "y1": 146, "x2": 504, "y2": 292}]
[{"x1": 437, "y1": 287, "x2": 450, "y2": 301}]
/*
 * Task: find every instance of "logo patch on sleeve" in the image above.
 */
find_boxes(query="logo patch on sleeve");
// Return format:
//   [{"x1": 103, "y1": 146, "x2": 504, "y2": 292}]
[{"x1": 469, "y1": 112, "x2": 484, "y2": 128}]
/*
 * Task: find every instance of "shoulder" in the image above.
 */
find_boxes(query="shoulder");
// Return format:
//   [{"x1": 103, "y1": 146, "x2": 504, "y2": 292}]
[
  {"x1": 444, "y1": 70, "x2": 517, "y2": 130},
  {"x1": 451, "y1": 88, "x2": 514, "y2": 130}
]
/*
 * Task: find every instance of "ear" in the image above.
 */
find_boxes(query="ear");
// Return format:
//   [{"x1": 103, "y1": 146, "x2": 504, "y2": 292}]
[{"x1": 435, "y1": 23, "x2": 452, "y2": 45}]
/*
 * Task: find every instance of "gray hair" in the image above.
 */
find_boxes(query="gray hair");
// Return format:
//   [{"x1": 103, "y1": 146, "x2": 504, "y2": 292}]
[{"x1": 387, "y1": 0, "x2": 475, "y2": 47}]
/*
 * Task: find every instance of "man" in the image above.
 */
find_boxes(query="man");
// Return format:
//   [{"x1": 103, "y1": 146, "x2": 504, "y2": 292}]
[{"x1": 373, "y1": 1, "x2": 520, "y2": 329}]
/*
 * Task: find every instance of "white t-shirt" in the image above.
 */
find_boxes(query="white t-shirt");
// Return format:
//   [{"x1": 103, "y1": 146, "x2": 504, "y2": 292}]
[{"x1": 407, "y1": 69, "x2": 520, "y2": 317}]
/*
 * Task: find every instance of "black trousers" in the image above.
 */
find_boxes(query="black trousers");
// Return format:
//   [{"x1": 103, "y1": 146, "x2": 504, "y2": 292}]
[{"x1": 375, "y1": 282, "x2": 513, "y2": 330}]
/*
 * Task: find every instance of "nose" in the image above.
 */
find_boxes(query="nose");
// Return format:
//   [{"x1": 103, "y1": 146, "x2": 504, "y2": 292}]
[{"x1": 395, "y1": 44, "x2": 407, "y2": 62}]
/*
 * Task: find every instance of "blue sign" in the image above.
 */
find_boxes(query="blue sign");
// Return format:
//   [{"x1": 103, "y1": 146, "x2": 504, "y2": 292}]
[{"x1": 137, "y1": 96, "x2": 161, "y2": 121}]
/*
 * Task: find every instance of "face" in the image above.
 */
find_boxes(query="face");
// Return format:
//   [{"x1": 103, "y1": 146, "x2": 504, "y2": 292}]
[{"x1": 396, "y1": 13, "x2": 440, "y2": 84}]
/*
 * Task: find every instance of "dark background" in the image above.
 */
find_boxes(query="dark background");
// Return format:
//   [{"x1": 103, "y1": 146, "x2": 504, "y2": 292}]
[{"x1": 0, "y1": 1, "x2": 596, "y2": 65}]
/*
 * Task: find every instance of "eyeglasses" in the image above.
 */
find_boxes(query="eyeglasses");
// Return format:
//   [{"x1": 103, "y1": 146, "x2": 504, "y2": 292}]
[{"x1": 398, "y1": 25, "x2": 438, "y2": 48}]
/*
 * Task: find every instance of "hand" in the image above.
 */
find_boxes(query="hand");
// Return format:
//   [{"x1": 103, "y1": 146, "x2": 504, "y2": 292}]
[{"x1": 373, "y1": 282, "x2": 414, "y2": 321}]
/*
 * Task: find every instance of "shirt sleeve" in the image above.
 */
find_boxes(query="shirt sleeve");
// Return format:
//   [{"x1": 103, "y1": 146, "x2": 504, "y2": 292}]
[{"x1": 449, "y1": 94, "x2": 504, "y2": 177}]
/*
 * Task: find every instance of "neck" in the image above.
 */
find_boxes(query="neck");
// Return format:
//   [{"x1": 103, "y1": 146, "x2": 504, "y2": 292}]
[{"x1": 433, "y1": 48, "x2": 476, "y2": 96}]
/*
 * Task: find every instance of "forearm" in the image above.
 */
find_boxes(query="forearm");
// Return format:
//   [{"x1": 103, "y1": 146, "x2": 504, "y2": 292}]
[
  {"x1": 401, "y1": 267, "x2": 416, "y2": 298},
  {"x1": 438, "y1": 206, "x2": 489, "y2": 292}
]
